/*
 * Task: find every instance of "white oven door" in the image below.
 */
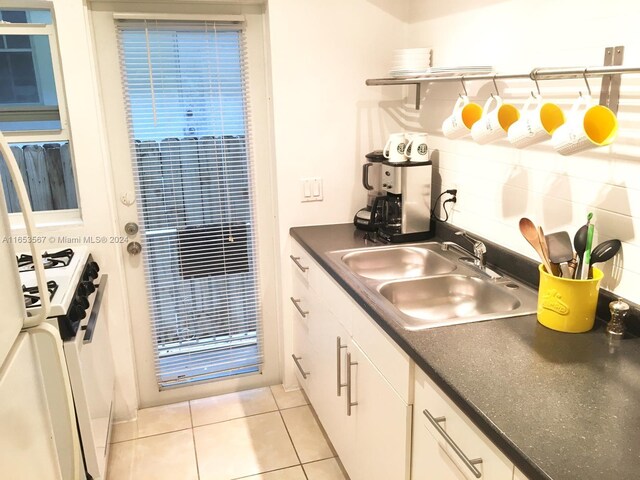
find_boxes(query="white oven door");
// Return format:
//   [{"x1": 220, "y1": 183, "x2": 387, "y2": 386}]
[{"x1": 64, "y1": 275, "x2": 114, "y2": 480}]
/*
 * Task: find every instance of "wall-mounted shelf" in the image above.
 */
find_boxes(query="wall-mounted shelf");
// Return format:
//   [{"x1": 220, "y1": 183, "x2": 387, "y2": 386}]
[{"x1": 366, "y1": 46, "x2": 637, "y2": 110}]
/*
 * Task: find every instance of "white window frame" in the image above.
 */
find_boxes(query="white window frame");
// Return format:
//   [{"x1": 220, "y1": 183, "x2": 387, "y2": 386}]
[{"x1": 0, "y1": 6, "x2": 81, "y2": 228}]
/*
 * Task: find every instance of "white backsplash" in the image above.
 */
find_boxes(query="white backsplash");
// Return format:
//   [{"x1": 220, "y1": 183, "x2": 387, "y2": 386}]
[{"x1": 405, "y1": 0, "x2": 640, "y2": 303}]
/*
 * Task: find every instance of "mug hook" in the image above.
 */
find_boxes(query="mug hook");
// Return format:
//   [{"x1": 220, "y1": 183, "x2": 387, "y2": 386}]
[
  {"x1": 582, "y1": 69, "x2": 592, "y2": 96},
  {"x1": 529, "y1": 68, "x2": 541, "y2": 97},
  {"x1": 492, "y1": 74, "x2": 500, "y2": 97},
  {"x1": 460, "y1": 77, "x2": 468, "y2": 97}
]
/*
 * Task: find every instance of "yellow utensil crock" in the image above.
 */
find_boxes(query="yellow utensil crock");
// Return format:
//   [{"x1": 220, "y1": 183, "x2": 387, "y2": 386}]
[{"x1": 537, "y1": 265, "x2": 603, "y2": 333}]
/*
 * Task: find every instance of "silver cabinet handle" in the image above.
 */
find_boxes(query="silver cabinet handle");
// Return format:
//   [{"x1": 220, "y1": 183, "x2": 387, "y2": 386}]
[
  {"x1": 346, "y1": 352, "x2": 358, "y2": 416},
  {"x1": 290, "y1": 297, "x2": 309, "y2": 318},
  {"x1": 290, "y1": 255, "x2": 309, "y2": 272},
  {"x1": 423, "y1": 409, "x2": 483, "y2": 478},
  {"x1": 291, "y1": 354, "x2": 310, "y2": 379},
  {"x1": 336, "y1": 337, "x2": 347, "y2": 396}
]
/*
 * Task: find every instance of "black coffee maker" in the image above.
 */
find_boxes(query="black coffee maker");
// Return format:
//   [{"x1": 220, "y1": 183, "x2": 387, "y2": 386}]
[{"x1": 353, "y1": 151, "x2": 386, "y2": 232}]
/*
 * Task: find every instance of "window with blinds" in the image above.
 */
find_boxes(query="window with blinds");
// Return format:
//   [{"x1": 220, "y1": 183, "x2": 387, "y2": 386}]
[{"x1": 116, "y1": 19, "x2": 262, "y2": 389}]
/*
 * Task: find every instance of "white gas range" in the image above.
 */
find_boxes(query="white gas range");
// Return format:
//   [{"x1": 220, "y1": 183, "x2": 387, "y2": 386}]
[{"x1": 19, "y1": 247, "x2": 114, "y2": 480}]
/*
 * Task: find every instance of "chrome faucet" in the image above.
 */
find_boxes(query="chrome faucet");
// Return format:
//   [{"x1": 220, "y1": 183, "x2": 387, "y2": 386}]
[{"x1": 455, "y1": 231, "x2": 487, "y2": 267}]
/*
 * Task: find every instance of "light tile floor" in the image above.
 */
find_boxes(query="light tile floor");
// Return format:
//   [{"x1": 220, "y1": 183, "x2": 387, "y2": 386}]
[{"x1": 107, "y1": 385, "x2": 348, "y2": 480}]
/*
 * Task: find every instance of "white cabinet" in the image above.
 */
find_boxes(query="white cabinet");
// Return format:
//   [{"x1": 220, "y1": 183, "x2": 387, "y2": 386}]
[
  {"x1": 349, "y1": 340, "x2": 412, "y2": 480},
  {"x1": 289, "y1": 240, "x2": 411, "y2": 480},
  {"x1": 412, "y1": 368, "x2": 513, "y2": 480}
]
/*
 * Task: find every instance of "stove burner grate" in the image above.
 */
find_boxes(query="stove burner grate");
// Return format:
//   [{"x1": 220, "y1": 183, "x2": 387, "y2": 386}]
[
  {"x1": 22, "y1": 281, "x2": 59, "y2": 309},
  {"x1": 18, "y1": 248, "x2": 75, "y2": 272}
]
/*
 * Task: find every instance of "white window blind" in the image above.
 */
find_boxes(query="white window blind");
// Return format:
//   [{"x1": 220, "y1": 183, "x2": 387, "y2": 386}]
[{"x1": 116, "y1": 19, "x2": 262, "y2": 389}]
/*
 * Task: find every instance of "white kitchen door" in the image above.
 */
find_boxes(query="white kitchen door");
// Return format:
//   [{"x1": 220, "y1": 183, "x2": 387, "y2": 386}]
[{"x1": 90, "y1": 7, "x2": 280, "y2": 406}]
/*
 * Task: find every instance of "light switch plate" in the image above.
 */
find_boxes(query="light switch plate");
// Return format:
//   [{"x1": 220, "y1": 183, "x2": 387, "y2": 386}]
[{"x1": 300, "y1": 177, "x2": 323, "y2": 202}]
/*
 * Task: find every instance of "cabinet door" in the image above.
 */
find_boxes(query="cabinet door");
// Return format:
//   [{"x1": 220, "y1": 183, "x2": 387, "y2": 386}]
[
  {"x1": 309, "y1": 304, "x2": 356, "y2": 471},
  {"x1": 350, "y1": 341, "x2": 411, "y2": 480}
]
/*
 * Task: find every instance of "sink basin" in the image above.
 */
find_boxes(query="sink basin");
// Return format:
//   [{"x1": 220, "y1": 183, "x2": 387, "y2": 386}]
[
  {"x1": 340, "y1": 246, "x2": 456, "y2": 280},
  {"x1": 326, "y1": 241, "x2": 538, "y2": 330},
  {"x1": 378, "y1": 275, "x2": 523, "y2": 330}
]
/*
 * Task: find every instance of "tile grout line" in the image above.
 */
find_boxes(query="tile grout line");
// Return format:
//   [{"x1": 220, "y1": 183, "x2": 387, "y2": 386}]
[
  {"x1": 188, "y1": 401, "x2": 202, "y2": 480},
  {"x1": 190, "y1": 407, "x2": 281, "y2": 430},
  {"x1": 231, "y1": 464, "x2": 304, "y2": 480},
  {"x1": 277, "y1": 408, "x2": 308, "y2": 480},
  {"x1": 110, "y1": 426, "x2": 193, "y2": 445}
]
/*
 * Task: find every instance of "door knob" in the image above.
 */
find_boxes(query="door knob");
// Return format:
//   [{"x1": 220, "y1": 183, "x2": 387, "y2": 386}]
[
  {"x1": 124, "y1": 222, "x2": 139, "y2": 235},
  {"x1": 127, "y1": 241, "x2": 142, "y2": 255}
]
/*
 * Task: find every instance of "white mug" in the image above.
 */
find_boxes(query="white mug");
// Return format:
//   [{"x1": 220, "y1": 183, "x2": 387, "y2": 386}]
[
  {"x1": 471, "y1": 95, "x2": 520, "y2": 145},
  {"x1": 507, "y1": 94, "x2": 565, "y2": 148},
  {"x1": 405, "y1": 133, "x2": 429, "y2": 162},
  {"x1": 551, "y1": 94, "x2": 618, "y2": 156},
  {"x1": 442, "y1": 95, "x2": 483, "y2": 139},
  {"x1": 383, "y1": 133, "x2": 408, "y2": 163}
]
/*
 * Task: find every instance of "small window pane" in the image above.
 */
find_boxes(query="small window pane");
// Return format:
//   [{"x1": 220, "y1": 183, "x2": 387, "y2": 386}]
[
  {"x1": 0, "y1": 10, "x2": 52, "y2": 25},
  {"x1": 0, "y1": 142, "x2": 79, "y2": 213},
  {"x1": 5, "y1": 34, "x2": 30, "y2": 49},
  {"x1": 1, "y1": 11, "x2": 28, "y2": 24},
  {"x1": 0, "y1": 34, "x2": 61, "y2": 131}
]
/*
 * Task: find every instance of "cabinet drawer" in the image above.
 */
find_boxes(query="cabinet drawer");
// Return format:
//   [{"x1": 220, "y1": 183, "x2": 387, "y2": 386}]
[
  {"x1": 292, "y1": 310, "x2": 312, "y2": 392},
  {"x1": 290, "y1": 240, "x2": 320, "y2": 291},
  {"x1": 315, "y1": 267, "x2": 353, "y2": 335},
  {"x1": 415, "y1": 368, "x2": 513, "y2": 480},
  {"x1": 352, "y1": 303, "x2": 412, "y2": 404},
  {"x1": 412, "y1": 411, "x2": 470, "y2": 480}
]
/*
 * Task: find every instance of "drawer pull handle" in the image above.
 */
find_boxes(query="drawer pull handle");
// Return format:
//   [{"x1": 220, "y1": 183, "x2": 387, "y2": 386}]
[
  {"x1": 346, "y1": 352, "x2": 358, "y2": 416},
  {"x1": 290, "y1": 297, "x2": 309, "y2": 318},
  {"x1": 292, "y1": 354, "x2": 310, "y2": 379},
  {"x1": 423, "y1": 409, "x2": 483, "y2": 478},
  {"x1": 336, "y1": 337, "x2": 347, "y2": 396},
  {"x1": 290, "y1": 255, "x2": 309, "y2": 272}
]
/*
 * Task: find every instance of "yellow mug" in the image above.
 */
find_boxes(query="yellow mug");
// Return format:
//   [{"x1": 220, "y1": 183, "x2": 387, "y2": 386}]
[
  {"x1": 551, "y1": 94, "x2": 618, "y2": 155},
  {"x1": 537, "y1": 265, "x2": 603, "y2": 333}
]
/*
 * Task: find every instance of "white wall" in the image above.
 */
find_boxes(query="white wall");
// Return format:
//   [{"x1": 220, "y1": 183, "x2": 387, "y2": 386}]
[
  {"x1": 267, "y1": 0, "x2": 410, "y2": 387},
  {"x1": 404, "y1": 0, "x2": 640, "y2": 303}
]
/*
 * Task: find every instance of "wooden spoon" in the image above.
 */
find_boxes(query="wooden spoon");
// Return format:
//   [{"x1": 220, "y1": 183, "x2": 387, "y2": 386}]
[{"x1": 519, "y1": 217, "x2": 554, "y2": 275}]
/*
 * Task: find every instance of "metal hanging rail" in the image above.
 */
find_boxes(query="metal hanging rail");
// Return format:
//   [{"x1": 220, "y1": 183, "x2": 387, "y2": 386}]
[
  {"x1": 365, "y1": 65, "x2": 640, "y2": 86},
  {"x1": 366, "y1": 46, "x2": 634, "y2": 110}
]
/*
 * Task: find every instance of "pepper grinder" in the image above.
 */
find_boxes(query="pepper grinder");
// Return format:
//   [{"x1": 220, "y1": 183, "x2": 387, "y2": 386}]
[{"x1": 606, "y1": 298, "x2": 629, "y2": 337}]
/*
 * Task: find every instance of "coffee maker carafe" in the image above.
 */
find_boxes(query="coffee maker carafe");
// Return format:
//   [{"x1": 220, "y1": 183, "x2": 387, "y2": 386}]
[
  {"x1": 377, "y1": 161, "x2": 433, "y2": 243},
  {"x1": 353, "y1": 151, "x2": 386, "y2": 231}
]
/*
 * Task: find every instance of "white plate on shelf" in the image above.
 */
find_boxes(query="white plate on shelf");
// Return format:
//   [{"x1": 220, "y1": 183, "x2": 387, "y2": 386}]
[{"x1": 429, "y1": 66, "x2": 493, "y2": 74}]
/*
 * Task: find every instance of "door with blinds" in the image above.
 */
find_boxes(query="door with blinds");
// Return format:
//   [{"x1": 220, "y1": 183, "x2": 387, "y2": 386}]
[{"x1": 92, "y1": 11, "x2": 279, "y2": 405}]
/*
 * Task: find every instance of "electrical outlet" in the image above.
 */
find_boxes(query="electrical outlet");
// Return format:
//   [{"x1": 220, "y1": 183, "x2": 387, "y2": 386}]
[{"x1": 300, "y1": 177, "x2": 323, "y2": 202}]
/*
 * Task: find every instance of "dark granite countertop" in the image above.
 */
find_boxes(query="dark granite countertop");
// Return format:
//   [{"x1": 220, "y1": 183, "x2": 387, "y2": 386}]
[{"x1": 290, "y1": 223, "x2": 640, "y2": 480}]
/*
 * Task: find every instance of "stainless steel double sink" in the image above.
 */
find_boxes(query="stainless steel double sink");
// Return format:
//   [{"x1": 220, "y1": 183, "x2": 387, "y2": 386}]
[{"x1": 326, "y1": 242, "x2": 538, "y2": 331}]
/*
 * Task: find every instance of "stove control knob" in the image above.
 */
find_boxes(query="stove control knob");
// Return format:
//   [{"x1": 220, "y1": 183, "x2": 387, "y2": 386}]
[
  {"x1": 78, "y1": 281, "x2": 96, "y2": 296},
  {"x1": 85, "y1": 262, "x2": 100, "y2": 282},
  {"x1": 75, "y1": 295, "x2": 90, "y2": 309},
  {"x1": 69, "y1": 304, "x2": 86, "y2": 324}
]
